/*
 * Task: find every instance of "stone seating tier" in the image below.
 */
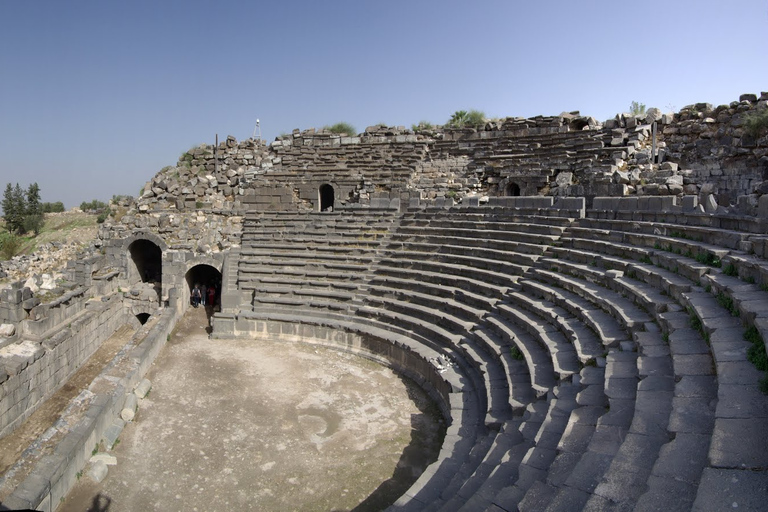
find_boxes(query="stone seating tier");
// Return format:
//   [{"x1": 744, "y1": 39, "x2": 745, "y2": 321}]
[{"x1": 217, "y1": 204, "x2": 768, "y2": 511}]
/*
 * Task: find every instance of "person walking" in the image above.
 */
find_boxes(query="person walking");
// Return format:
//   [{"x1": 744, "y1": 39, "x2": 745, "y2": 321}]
[
  {"x1": 191, "y1": 284, "x2": 202, "y2": 307},
  {"x1": 207, "y1": 285, "x2": 216, "y2": 309}
]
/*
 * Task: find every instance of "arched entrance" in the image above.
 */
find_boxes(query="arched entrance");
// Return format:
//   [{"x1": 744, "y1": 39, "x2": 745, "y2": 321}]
[
  {"x1": 128, "y1": 239, "x2": 162, "y2": 283},
  {"x1": 506, "y1": 182, "x2": 521, "y2": 196},
  {"x1": 127, "y1": 238, "x2": 163, "y2": 302},
  {"x1": 319, "y1": 184, "x2": 335, "y2": 212},
  {"x1": 185, "y1": 264, "x2": 223, "y2": 334}
]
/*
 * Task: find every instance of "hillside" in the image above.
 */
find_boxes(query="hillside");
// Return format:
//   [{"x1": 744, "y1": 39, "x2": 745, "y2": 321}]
[{"x1": 0, "y1": 210, "x2": 99, "y2": 285}]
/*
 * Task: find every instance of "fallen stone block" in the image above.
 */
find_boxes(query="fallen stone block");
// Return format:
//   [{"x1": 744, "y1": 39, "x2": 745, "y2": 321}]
[
  {"x1": 134, "y1": 378, "x2": 152, "y2": 399},
  {"x1": 121, "y1": 393, "x2": 138, "y2": 422},
  {"x1": 88, "y1": 460, "x2": 108, "y2": 483},
  {"x1": 90, "y1": 453, "x2": 117, "y2": 466},
  {"x1": 103, "y1": 419, "x2": 125, "y2": 451}
]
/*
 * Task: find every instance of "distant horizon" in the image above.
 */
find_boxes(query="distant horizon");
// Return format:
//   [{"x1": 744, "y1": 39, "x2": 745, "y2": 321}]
[{"x1": 1, "y1": 0, "x2": 766, "y2": 212}]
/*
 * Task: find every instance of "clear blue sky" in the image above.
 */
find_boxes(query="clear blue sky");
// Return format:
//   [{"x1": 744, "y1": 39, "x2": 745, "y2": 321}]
[{"x1": 1, "y1": 0, "x2": 766, "y2": 211}]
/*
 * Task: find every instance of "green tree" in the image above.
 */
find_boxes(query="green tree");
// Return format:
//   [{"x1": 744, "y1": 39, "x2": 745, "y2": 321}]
[
  {"x1": 1, "y1": 183, "x2": 15, "y2": 230},
  {"x1": 24, "y1": 182, "x2": 43, "y2": 234},
  {"x1": 447, "y1": 109, "x2": 485, "y2": 128},
  {"x1": 629, "y1": 101, "x2": 646, "y2": 116},
  {"x1": 2, "y1": 183, "x2": 27, "y2": 234},
  {"x1": 42, "y1": 201, "x2": 65, "y2": 213}
]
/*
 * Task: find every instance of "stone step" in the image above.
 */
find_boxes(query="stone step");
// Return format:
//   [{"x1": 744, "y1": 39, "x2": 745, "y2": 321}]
[
  {"x1": 387, "y1": 240, "x2": 541, "y2": 267},
  {"x1": 506, "y1": 291, "x2": 604, "y2": 363},
  {"x1": 496, "y1": 303, "x2": 580, "y2": 377},
  {"x1": 390, "y1": 232, "x2": 547, "y2": 256},
  {"x1": 483, "y1": 315, "x2": 557, "y2": 396},
  {"x1": 526, "y1": 267, "x2": 653, "y2": 332},
  {"x1": 379, "y1": 252, "x2": 526, "y2": 288},
  {"x1": 520, "y1": 279, "x2": 631, "y2": 347},
  {"x1": 375, "y1": 265, "x2": 509, "y2": 300}
]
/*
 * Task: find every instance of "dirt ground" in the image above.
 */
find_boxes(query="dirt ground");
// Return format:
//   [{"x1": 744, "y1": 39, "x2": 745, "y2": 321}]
[{"x1": 59, "y1": 307, "x2": 445, "y2": 512}]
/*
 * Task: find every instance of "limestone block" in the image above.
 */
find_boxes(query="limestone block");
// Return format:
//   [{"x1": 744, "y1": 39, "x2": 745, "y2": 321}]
[
  {"x1": 0, "y1": 324, "x2": 15, "y2": 337},
  {"x1": 88, "y1": 460, "x2": 108, "y2": 483},
  {"x1": 120, "y1": 393, "x2": 138, "y2": 422},
  {"x1": 90, "y1": 453, "x2": 117, "y2": 466},
  {"x1": 682, "y1": 195, "x2": 699, "y2": 211},
  {"x1": 704, "y1": 194, "x2": 718, "y2": 213},
  {"x1": 134, "y1": 379, "x2": 152, "y2": 399},
  {"x1": 759, "y1": 195, "x2": 768, "y2": 219}
]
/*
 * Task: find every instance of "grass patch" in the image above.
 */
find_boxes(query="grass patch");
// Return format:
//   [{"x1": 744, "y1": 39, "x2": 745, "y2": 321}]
[
  {"x1": 745, "y1": 326, "x2": 768, "y2": 371},
  {"x1": 723, "y1": 263, "x2": 738, "y2": 277},
  {"x1": 716, "y1": 292, "x2": 739, "y2": 316},
  {"x1": 324, "y1": 122, "x2": 356, "y2": 135},
  {"x1": 510, "y1": 345, "x2": 524, "y2": 361},
  {"x1": 744, "y1": 107, "x2": 768, "y2": 138},
  {"x1": 695, "y1": 252, "x2": 721, "y2": 267},
  {"x1": 688, "y1": 307, "x2": 705, "y2": 337}
]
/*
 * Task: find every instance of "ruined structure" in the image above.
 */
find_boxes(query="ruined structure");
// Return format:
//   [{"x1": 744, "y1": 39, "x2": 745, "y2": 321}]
[{"x1": 1, "y1": 93, "x2": 768, "y2": 511}]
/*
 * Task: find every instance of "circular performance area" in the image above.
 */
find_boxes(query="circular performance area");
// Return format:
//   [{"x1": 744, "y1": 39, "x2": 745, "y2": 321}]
[{"x1": 60, "y1": 308, "x2": 445, "y2": 511}]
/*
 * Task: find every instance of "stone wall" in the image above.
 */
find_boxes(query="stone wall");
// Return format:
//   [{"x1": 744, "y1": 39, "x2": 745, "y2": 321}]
[
  {"x1": 0, "y1": 292, "x2": 127, "y2": 439},
  {"x1": 660, "y1": 93, "x2": 768, "y2": 206},
  {"x1": 131, "y1": 92, "x2": 767, "y2": 216}
]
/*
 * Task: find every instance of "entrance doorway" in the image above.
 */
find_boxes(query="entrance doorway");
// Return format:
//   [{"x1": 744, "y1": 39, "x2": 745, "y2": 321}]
[
  {"x1": 506, "y1": 182, "x2": 521, "y2": 196},
  {"x1": 319, "y1": 184, "x2": 335, "y2": 212}
]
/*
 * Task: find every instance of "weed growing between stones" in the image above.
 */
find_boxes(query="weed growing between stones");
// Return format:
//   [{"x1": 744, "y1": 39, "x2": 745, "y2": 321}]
[
  {"x1": 745, "y1": 326, "x2": 768, "y2": 394},
  {"x1": 688, "y1": 308, "x2": 705, "y2": 339},
  {"x1": 695, "y1": 252, "x2": 721, "y2": 268},
  {"x1": 716, "y1": 293, "x2": 739, "y2": 317},
  {"x1": 723, "y1": 263, "x2": 738, "y2": 277},
  {"x1": 744, "y1": 107, "x2": 768, "y2": 138},
  {"x1": 510, "y1": 345, "x2": 524, "y2": 361}
]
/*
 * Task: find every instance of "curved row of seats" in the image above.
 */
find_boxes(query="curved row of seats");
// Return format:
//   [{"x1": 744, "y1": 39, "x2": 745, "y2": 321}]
[{"x1": 229, "y1": 204, "x2": 768, "y2": 511}]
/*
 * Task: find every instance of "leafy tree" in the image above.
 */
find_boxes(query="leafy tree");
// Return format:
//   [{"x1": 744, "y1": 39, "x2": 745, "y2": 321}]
[
  {"x1": 42, "y1": 201, "x2": 65, "y2": 213},
  {"x1": 1, "y1": 183, "x2": 16, "y2": 231},
  {"x1": 80, "y1": 199, "x2": 108, "y2": 212},
  {"x1": 26, "y1": 183, "x2": 41, "y2": 217},
  {"x1": 447, "y1": 110, "x2": 486, "y2": 128},
  {"x1": 24, "y1": 183, "x2": 43, "y2": 234},
  {"x1": 629, "y1": 101, "x2": 647, "y2": 116},
  {"x1": 2, "y1": 183, "x2": 26, "y2": 234},
  {"x1": 0, "y1": 232, "x2": 21, "y2": 260}
]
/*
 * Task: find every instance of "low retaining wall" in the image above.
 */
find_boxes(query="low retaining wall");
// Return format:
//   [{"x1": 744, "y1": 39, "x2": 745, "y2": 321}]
[
  {"x1": 0, "y1": 307, "x2": 177, "y2": 511},
  {"x1": 0, "y1": 294, "x2": 126, "y2": 440}
]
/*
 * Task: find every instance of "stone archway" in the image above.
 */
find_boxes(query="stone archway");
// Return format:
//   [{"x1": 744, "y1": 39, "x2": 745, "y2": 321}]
[
  {"x1": 127, "y1": 238, "x2": 163, "y2": 302},
  {"x1": 127, "y1": 239, "x2": 162, "y2": 284},
  {"x1": 506, "y1": 182, "x2": 521, "y2": 196},
  {"x1": 319, "y1": 184, "x2": 335, "y2": 212},
  {"x1": 185, "y1": 263, "x2": 223, "y2": 334}
]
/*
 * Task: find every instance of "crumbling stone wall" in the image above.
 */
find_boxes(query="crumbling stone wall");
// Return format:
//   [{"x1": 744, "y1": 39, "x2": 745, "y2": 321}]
[
  {"x1": 660, "y1": 93, "x2": 768, "y2": 207},
  {"x1": 0, "y1": 290, "x2": 127, "y2": 438},
  {"x1": 128, "y1": 92, "x2": 767, "y2": 218}
]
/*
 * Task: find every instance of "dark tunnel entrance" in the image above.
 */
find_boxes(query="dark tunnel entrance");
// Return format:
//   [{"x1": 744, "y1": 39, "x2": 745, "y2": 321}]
[
  {"x1": 136, "y1": 313, "x2": 151, "y2": 325},
  {"x1": 128, "y1": 239, "x2": 162, "y2": 302},
  {"x1": 506, "y1": 182, "x2": 521, "y2": 196},
  {"x1": 128, "y1": 239, "x2": 162, "y2": 284},
  {"x1": 186, "y1": 264, "x2": 222, "y2": 335},
  {"x1": 319, "y1": 184, "x2": 335, "y2": 212}
]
